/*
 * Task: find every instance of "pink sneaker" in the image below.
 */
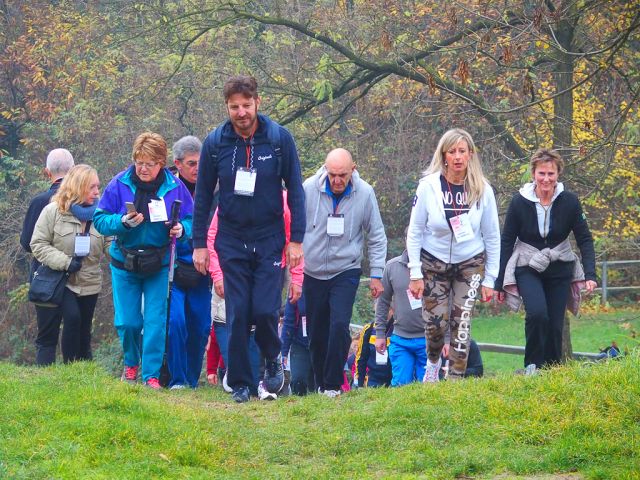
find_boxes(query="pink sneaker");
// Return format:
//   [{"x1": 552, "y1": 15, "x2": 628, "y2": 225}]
[
  {"x1": 145, "y1": 378, "x2": 161, "y2": 390},
  {"x1": 121, "y1": 365, "x2": 138, "y2": 384}
]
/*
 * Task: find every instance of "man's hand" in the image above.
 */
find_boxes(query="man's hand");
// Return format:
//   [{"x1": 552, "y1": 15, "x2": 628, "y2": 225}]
[
  {"x1": 289, "y1": 282, "x2": 302, "y2": 303},
  {"x1": 497, "y1": 291, "x2": 506, "y2": 303},
  {"x1": 375, "y1": 337, "x2": 386, "y2": 354},
  {"x1": 369, "y1": 278, "x2": 384, "y2": 298},
  {"x1": 193, "y1": 248, "x2": 209, "y2": 276},
  {"x1": 207, "y1": 373, "x2": 218, "y2": 386},
  {"x1": 442, "y1": 343, "x2": 450, "y2": 359},
  {"x1": 584, "y1": 280, "x2": 597, "y2": 294},
  {"x1": 213, "y1": 280, "x2": 224, "y2": 299},
  {"x1": 409, "y1": 278, "x2": 424, "y2": 299},
  {"x1": 286, "y1": 242, "x2": 303, "y2": 270}
]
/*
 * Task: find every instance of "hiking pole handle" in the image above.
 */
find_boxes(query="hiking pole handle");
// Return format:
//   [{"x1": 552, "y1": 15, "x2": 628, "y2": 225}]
[{"x1": 170, "y1": 200, "x2": 182, "y2": 229}]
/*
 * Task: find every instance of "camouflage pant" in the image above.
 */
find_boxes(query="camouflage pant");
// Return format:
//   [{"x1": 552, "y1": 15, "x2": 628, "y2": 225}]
[{"x1": 420, "y1": 250, "x2": 485, "y2": 379}]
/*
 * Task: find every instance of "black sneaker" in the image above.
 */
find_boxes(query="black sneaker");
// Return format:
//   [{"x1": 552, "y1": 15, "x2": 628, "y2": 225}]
[
  {"x1": 264, "y1": 354, "x2": 285, "y2": 393},
  {"x1": 232, "y1": 386, "x2": 250, "y2": 403}
]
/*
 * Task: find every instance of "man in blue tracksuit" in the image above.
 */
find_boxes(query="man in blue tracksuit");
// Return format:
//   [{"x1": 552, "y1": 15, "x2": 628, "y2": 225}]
[
  {"x1": 191, "y1": 75, "x2": 306, "y2": 403},
  {"x1": 167, "y1": 136, "x2": 212, "y2": 389}
]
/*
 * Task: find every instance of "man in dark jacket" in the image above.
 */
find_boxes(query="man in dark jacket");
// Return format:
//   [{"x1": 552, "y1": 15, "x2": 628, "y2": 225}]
[
  {"x1": 191, "y1": 75, "x2": 306, "y2": 403},
  {"x1": 21, "y1": 148, "x2": 75, "y2": 276}
]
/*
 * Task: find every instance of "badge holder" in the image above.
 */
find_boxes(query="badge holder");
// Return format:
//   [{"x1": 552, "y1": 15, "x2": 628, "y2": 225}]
[
  {"x1": 449, "y1": 212, "x2": 473, "y2": 243},
  {"x1": 74, "y1": 221, "x2": 93, "y2": 257},
  {"x1": 327, "y1": 213, "x2": 345, "y2": 236},
  {"x1": 234, "y1": 167, "x2": 257, "y2": 197}
]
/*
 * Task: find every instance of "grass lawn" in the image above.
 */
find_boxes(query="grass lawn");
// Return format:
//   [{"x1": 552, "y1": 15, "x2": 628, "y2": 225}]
[
  {"x1": 472, "y1": 309, "x2": 640, "y2": 375},
  {"x1": 0, "y1": 354, "x2": 638, "y2": 479}
]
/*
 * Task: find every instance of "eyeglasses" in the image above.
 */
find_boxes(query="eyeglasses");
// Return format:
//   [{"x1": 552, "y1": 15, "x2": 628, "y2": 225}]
[
  {"x1": 134, "y1": 161, "x2": 159, "y2": 169},
  {"x1": 178, "y1": 160, "x2": 198, "y2": 168}
]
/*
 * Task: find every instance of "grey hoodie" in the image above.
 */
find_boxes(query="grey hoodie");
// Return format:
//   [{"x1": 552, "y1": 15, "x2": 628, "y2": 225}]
[
  {"x1": 374, "y1": 251, "x2": 424, "y2": 339},
  {"x1": 302, "y1": 166, "x2": 387, "y2": 280}
]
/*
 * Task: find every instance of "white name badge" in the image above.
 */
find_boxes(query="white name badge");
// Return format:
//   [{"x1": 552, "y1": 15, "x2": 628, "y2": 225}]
[
  {"x1": 234, "y1": 167, "x2": 257, "y2": 196},
  {"x1": 450, "y1": 212, "x2": 474, "y2": 243},
  {"x1": 301, "y1": 315, "x2": 307, "y2": 337},
  {"x1": 148, "y1": 198, "x2": 168, "y2": 222},
  {"x1": 327, "y1": 213, "x2": 345, "y2": 236},
  {"x1": 376, "y1": 349, "x2": 388, "y2": 365},
  {"x1": 406, "y1": 289, "x2": 423, "y2": 310},
  {"x1": 74, "y1": 234, "x2": 91, "y2": 257}
]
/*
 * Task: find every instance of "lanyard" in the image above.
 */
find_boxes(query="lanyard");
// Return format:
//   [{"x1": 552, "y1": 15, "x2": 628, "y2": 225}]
[
  {"x1": 244, "y1": 134, "x2": 254, "y2": 169},
  {"x1": 445, "y1": 178, "x2": 467, "y2": 217},
  {"x1": 325, "y1": 178, "x2": 350, "y2": 213}
]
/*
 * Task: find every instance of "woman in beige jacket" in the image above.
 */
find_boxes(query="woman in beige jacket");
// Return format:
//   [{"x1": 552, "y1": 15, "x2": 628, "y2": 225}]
[{"x1": 30, "y1": 165, "x2": 110, "y2": 365}]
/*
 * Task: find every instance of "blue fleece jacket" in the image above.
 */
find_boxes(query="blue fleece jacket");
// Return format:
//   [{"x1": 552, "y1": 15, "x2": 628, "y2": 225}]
[
  {"x1": 191, "y1": 114, "x2": 305, "y2": 247},
  {"x1": 93, "y1": 166, "x2": 193, "y2": 265}
]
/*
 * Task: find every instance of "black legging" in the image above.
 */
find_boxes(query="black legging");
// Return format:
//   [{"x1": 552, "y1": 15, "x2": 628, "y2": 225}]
[
  {"x1": 515, "y1": 260, "x2": 573, "y2": 369},
  {"x1": 35, "y1": 288, "x2": 98, "y2": 365}
]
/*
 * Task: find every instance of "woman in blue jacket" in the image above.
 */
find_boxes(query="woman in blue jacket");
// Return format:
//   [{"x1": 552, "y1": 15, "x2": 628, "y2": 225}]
[{"x1": 93, "y1": 132, "x2": 193, "y2": 389}]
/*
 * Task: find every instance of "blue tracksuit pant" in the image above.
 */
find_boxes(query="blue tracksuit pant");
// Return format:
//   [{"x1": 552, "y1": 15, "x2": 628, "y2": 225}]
[
  {"x1": 388, "y1": 334, "x2": 427, "y2": 386},
  {"x1": 215, "y1": 230, "x2": 285, "y2": 391},
  {"x1": 304, "y1": 269, "x2": 361, "y2": 391},
  {"x1": 168, "y1": 276, "x2": 212, "y2": 388},
  {"x1": 111, "y1": 265, "x2": 168, "y2": 382}
]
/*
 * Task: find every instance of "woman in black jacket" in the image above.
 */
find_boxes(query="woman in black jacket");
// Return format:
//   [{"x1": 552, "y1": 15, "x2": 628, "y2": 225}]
[{"x1": 495, "y1": 149, "x2": 597, "y2": 372}]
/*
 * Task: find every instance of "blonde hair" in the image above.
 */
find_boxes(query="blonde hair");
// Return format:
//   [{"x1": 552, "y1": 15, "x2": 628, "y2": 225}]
[
  {"x1": 423, "y1": 128, "x2": 486, "y2": 206},
  {"x1": 132, "y1": 132, "x2": 167, "y2": 166},
  {"x1": 52, "y1": 164, "x2": 98, "y2": 213},
  {"x1": 530, "y1": 148, "x2": 564, "y2": 176}
]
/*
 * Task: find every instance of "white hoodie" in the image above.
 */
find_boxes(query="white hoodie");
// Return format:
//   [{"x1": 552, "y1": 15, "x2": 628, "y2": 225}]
[{"x1": 406, "y1": 172, "x2": 500, "y2": 288}]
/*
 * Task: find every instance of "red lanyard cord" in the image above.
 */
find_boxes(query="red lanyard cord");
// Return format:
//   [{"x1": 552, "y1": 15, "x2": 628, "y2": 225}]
[{"x1": 445, "y1": 178, "x2": 467, "y2": 217}]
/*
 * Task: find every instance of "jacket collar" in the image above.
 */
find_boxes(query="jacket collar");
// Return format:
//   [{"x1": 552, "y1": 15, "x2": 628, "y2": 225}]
[
  {"x1": 119, "y1": 165, "x2": 179, "y2": 197},
  {"x1": 315, "y1": 165, "x2": 361, "y2": 194},
  {"x1": 519, "y1": 181, "x2": 564, "y2": 203}
]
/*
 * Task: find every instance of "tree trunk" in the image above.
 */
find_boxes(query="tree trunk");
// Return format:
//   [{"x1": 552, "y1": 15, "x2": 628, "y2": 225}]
[{"x1": 550, "y1": 5, "x2": 576, "y2": 363}]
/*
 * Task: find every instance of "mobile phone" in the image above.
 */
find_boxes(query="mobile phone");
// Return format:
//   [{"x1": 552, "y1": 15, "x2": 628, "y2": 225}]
[{"x1": 125, "y1": 202, "x2": 136, "y2": 214}]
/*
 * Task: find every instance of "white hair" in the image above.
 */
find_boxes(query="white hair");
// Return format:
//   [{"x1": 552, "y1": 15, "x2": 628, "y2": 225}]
[{"x1": 46, "y1": 149, "x2": 75, "y2": 175}]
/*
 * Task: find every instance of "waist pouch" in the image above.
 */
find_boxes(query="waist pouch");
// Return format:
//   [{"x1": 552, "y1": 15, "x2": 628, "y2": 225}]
[
  {"x1": 174, "y1": 260, "x2": 207, "y2": 289},
  {"x1": 113, "y1": 243, "x2": 167, "y2": 275}
]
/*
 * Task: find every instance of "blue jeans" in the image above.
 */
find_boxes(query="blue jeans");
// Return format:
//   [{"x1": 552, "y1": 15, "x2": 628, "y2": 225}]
[
  {"x1": 289, "y1": 342, "x2": 315, "y2": 395},
  {"x1": 213, "y1": 322, "x2": 261, "y2": 393},
  {"x1": 388, "y1": 334, "x2": 427, "y2": 386},
  {"x1": 168, "y1": 277, "x2": 212, "y2": 388}
]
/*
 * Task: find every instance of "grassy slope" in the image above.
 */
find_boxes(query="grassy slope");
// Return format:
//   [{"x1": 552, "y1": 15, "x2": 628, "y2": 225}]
[
  {"x1": 1, "y1": 355, "x2": 638, "y2": 479},
  {"x1": 472, "y1": 310, "x2": 640, "y2": 374}
]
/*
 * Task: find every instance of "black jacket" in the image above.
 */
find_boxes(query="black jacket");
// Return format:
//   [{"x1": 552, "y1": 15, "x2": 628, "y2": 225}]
[
  {"x1": 20, "y1": 180, "x2": 62, "y2": 253},
  {"x1": 495, "y1": 189, "x2": 596, "y2": 290}
]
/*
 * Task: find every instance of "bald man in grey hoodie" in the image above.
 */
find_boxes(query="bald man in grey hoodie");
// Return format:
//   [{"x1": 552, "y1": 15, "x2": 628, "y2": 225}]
[{"x1": 302, "y1": 148, "x2": 387, "y2": 397}]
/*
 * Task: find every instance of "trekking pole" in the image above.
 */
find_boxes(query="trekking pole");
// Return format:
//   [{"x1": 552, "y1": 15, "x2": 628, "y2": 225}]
[{"x1": 159, "y1": 200, "x2": 182, "y2": 388}]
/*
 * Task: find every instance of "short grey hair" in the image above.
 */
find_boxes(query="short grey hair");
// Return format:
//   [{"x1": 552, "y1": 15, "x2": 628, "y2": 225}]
[
  {"x1": 46, "y1": 149, "x2": 74, "y2": 175},
  {"x1": 172, "y1": 136, "x2": 202, "y2": 161}
]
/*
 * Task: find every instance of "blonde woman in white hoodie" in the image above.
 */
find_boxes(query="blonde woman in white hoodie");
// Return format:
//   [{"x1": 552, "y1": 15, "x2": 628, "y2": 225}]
[{"x1": 407, "y1": 128, "x2": 500, "y2": 382}]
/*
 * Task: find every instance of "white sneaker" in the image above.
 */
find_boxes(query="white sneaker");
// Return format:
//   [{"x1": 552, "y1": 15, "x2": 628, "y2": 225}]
[
  {"x1": 423, "y1": 358, "x2": 442, "y2": 383},
  {"x1": 323, "y1": 389, "x2": 341, "y2": 398},
  {"x1": 222, "y1": 373, "x2": 233, "y2": 393},
  {"x1": 524, "y1": 364, "x2": 538, "y2": 376},
  {"x1": 258, "y1": 381, "x2": 277, "y2": 401},
  {"x1": 169, "y1": 384, "x2": 186, "y2": 390}
]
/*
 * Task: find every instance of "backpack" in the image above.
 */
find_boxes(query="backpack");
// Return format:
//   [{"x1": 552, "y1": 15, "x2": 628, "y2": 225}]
[{"x1": 209, "y1": 119, "x2": 287, "y2": 178}]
